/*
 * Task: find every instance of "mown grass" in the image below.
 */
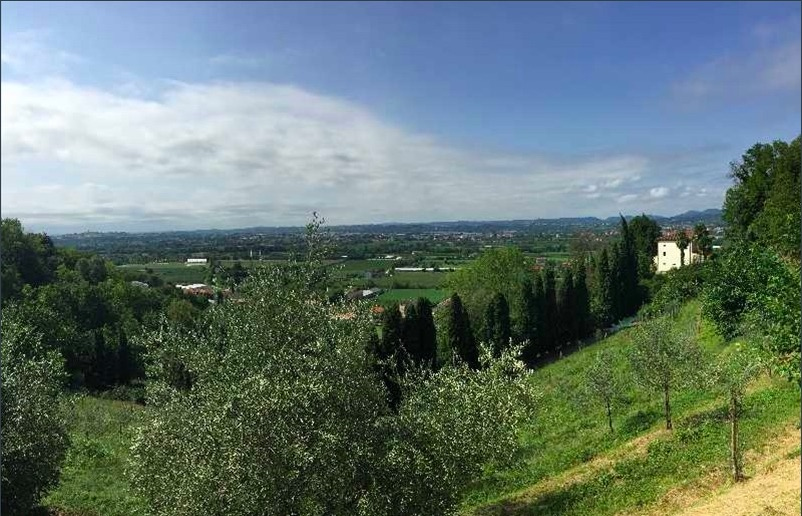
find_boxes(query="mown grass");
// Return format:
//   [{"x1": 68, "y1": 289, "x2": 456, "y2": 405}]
[
  {"x1": 43, "y1": 396, "x2": 145, "y2": 516},
  {"x1": 461, "y1": 300, "x2": 800, "y2": 515}
]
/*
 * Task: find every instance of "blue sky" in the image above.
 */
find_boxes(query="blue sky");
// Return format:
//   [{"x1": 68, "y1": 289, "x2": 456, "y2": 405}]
[{"x1": 2, "y1": 1, "x2": 800, "y2": 233}]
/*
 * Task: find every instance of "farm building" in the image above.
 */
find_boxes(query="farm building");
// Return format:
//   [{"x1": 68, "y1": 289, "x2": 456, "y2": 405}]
[
  {"x1": 653, "y1": 232, "x2": 701, "y2": 273},
  {"x1": 186, "y1": 258, "x2": 208, "y2": 266}
]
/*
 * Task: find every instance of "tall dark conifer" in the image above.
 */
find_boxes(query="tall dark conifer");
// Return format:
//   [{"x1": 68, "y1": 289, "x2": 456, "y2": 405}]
[
  {"x1": 484, "y1": 293, "x2": 511, "y2": 357},
  {"x1": 593, "y1": 248, "x2": 614, "y2": 328},
  {"x1": 415, "y1": 298, "x2": 437, "y2": 367},
  {"x1": 542, "y1": 266, "x2": 558, "y2": 351},
  {"x1": 557, "y1": 269, "x2": 575, "y2": 344},
  {"x1": 440, "y1": 293, "x2": 479, "y2": 368},
  {"x1": 573, "y1": 260, "x2": 591, "y2": 340}
]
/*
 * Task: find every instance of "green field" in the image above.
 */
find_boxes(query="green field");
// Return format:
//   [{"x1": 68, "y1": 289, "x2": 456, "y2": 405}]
[
  {"x1": 377, "y1": 288, "x2": 449, "y2": 304},
  {"x1": 373, "y1": 271, "x2": 448, "y2": 289},
  {"x1": 119, "y1": 262, "x2": 207, "y2": 284},
  {"x1": 43, "y1": 396, "x2": 145, "y2": 516}
]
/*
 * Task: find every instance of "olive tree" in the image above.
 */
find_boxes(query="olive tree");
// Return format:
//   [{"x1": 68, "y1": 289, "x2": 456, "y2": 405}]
[
  {"x1": 584, "y1": 349, "x2": 623, "y2": 433},
  {"x1": 629, "y1": 316, "x2": 700, "y2": 430},
  {"x1": 131, "y1": 259, "x2": 537, "y2": 515},
  {"x1": 711, "y1": 342, "x2": 764, "y2": 482},
  {"x1": 1, "y1": 305, "x2": 69, "y2": 514}
]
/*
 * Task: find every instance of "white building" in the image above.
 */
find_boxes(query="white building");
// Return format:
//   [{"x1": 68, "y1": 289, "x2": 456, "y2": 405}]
[
  {"x1": 186, "y1": 258, "x2": 208, "y2": 266},
  {"x1": 654, "y1": 240, "x2": 700, "y2": 273}
]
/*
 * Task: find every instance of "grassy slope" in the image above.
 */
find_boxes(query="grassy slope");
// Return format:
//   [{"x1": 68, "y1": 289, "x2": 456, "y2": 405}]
[
  {"x1": 43, "y1": 300, "x2": 799, "y2": 516},
  {"x1": 462, "y1": 300, "x2": 800, "y2": 515},
  {"x1": 43, "y1": 396, "x2": 145, "y2": 516}
]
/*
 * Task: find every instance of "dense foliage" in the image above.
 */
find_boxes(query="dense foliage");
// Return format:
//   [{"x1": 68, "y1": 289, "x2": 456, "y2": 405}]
[
  {"x1": 1, "y1": 218, "x2": 208, "y2": 391},
  {"x1": 131, "y1": 260, "x2": 536, "y2": 515},
  {"x1": 1, "y1": 306, "x2": 70, "y2": 514},
  {"x1": 723, "y1": 136, "x2": 800, "y2": 257}
]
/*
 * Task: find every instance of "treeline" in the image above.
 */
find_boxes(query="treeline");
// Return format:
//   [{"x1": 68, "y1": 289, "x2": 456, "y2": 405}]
[
  {"x1": 432, "y1": 215, "x2": 666, "y2": 367},
  {"x1": 0, "y1": 219, "x2": 211, "y2": 393}
]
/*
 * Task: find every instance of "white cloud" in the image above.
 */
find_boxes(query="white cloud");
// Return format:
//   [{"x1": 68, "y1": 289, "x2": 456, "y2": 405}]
[
  {"x1": 1, "y1": 77, "x2": 725, "y2": 232},
  {"x1": 672, "y1": 34, "x2": 801, "y2": 106},
  {"x1": 649, "y1": 186, "x2": 669, "y2": 198},
  {"x1": 0, "y1": 30, "x2": 83, "y2": 77}
]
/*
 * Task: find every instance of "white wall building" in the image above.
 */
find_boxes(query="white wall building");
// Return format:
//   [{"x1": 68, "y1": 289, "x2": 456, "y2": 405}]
[
  {"x1": 654, "y1": 240, "x2": 700, "y2": 273},
  {"x1": 186, "y1": 258, "x2": 208, "y2": 265}
]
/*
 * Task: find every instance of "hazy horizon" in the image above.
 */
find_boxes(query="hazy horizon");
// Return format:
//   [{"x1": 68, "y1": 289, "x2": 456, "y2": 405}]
[{"x1": 2, "y1": 2, "x2": 799, "y2": 233}]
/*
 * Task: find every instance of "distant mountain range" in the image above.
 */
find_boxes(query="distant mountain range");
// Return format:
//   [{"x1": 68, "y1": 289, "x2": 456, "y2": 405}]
[{"x1": 52, "y1": 209, "x2": 723, "y2": 240}]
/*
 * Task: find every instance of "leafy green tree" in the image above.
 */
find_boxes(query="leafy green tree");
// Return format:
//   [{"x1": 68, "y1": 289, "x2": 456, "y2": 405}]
[
  {"x1": 131, "y1": 262, "x2": 536, "y2": 515},
  {"x1": 584, "y1": 349, "x2": 623, "y2": 433},
  {"x1": 445, "y1": 247, "x2": 528, "y2": 336},
  {"x1": 483, "y1": 293, "x2": 511, "y2": 357},
  {"x1": 1, "y1": 306, "x2": 69, "y2": 514},
  {"x1": 710, "y1": 343, "x2": 764, "y2": 482},
  {"x1": 692, "y1": 223, "x2": 713, "y2": 261},
  {"x1": 628, "y1": 316, "x2": 701, "y2": 430},
  {"x1": 1, "y1": 218, "x2": 59, "y2": 302},
  {"x1": 723, "y1": 136, "x2": 801, "y2": 257}
]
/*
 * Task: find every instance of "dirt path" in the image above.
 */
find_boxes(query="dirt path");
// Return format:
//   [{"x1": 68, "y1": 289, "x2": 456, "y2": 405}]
[
  {"x1": 676, "y1": 425, "x2": 800, "y2": 516},
  {"x1": 625, "y1": 424, "x2": 801, "y2": 516}
]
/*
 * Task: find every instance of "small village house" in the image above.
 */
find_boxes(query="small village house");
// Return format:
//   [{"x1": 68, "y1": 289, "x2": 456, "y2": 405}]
[{"x1": 653, "y1": 229, "x2": 701, "y2": 273}]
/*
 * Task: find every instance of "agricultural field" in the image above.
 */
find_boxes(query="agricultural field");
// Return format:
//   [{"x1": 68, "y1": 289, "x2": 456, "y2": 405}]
[
  {"x1": 118, "y1": 262, "x2": 208, "y2": 284},
  {"x1": 377, "y1": 288, "x2": 450, "y2": 305}
]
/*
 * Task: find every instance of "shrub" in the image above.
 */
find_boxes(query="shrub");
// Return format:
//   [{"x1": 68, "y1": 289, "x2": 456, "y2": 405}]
[
  {"x1": 131, "y1": 262, "x2": 537, "y2": 515},
  {"x1": 1, "y1": 305, "x2": 69, "y2": 514}
]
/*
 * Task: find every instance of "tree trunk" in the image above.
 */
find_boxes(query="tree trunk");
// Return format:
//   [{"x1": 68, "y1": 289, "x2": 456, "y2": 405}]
[
  {"x1": 730, "y1": 391, "x2": 743, "y2": 481},
  {"x1": 663, "y1": 385, "x2": 672, "y2": 430},
  {"x1": 606, "y1": 400, "x2": 614, "y2": 433}
]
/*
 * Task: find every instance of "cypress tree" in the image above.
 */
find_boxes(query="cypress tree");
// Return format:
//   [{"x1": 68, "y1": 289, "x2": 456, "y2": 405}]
[
  {"x1": 377, "y1": 304, "x2": 405, "y2": 409},
  {"x1": 441, "y1": 293, "x2": 479, "y2": 368},
  {"x1": 532, "y1": 273, "x2": 546, "y2": 359},
  {"x1": 609, "y1": 242, "x2": 623, "y2": 322},
  {"x1": 542, "y1": 266, "x2": 558, "y2": 351},
  {"x1": 516, "y1": 278, "x2": 537, "y2": 349},
  {"x1": 401, "y1": 302, "x2": 421, "y2": 362},
  {"x1": 484, "y1": 293, "x2": 511, "y2": 357},
  {"x1": 573, "y1": 260, "x2": 591, "y2": 340},
  {"x1": 414, "y1": 298, "x2": 437, "y2": 367},
  {"x1": 593, "y1": 248, "x2": 614, "y2": 328},
  {"x1": 619, "y1": 215, "x2": 640, "y2": 315},
  {"x1": 557, "y1": 269, "x2": 575, "y2": 344}
]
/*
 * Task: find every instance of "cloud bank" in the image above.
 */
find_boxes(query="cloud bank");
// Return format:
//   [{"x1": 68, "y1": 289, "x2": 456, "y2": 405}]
[{"x1": 1, "y1": 77, "x2": 727, "y2": 232}]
